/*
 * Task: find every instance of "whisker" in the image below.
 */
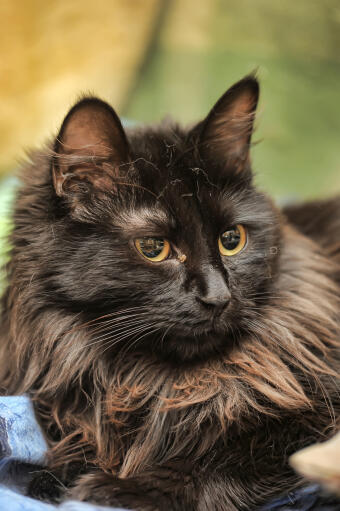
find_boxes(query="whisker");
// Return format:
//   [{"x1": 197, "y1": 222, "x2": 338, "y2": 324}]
[
  {"x1": 100, "y1": 322, "x2": 160, "y2": 355},
  {"x1": 87, "y1": 321, "x2": 150, "y2": 348},
  {"x1": 159, "y1": 324, "x2": 173, "y2": 352},
  {"x1": 70, "y1": 313, "x2": 153, "y2": 354},
  {"x1": 87, "y1": 312, "x2": 150, "y2": 335},
  {"x1": 115, "y1": 325, "x2": 163, "y2": 358},
  {"x1": 66, "y1": 306, "x2": 150, "y2": 335}
]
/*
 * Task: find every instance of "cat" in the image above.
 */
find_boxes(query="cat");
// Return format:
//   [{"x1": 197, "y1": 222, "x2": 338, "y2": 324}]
[{"x1": 0, "y1": 75, "x2": 339, "y2": 511}]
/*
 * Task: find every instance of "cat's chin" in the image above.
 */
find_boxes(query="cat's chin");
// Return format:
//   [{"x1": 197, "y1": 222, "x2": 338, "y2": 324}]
[{"x1": 151, "y1": 329, "x2": 236, "y2": 362}]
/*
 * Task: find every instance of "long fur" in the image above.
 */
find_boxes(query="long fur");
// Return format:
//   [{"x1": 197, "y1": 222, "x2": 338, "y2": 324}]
[
  {"x1": 0, "y1": 80, "x2": 339, "y2": 510},
  {"x1": 1, "y1": 205, "x2": 339, "y2": 502}
]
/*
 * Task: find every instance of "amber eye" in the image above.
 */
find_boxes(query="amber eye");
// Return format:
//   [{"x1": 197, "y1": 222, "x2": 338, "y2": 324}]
[
  {"x1": 135, "y1": 237, "x2": 171, "y2": 262},
  {"x1": 218, "y1": 224, "x2": 247, "y2": 256}
]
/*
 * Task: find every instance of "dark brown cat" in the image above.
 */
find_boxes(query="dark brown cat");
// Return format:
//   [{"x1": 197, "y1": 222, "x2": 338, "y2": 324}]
[{"x1": 0, "y1": 76, "x2": 339, "y2": 510}]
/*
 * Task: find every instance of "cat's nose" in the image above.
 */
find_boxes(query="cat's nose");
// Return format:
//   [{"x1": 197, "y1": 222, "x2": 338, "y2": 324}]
[
  {"x1": 198, "y1": 290, "x2": 231, "y2": 310},
  {"x1": 196, "y1": 266, "x2": 231, "y2": 311}
]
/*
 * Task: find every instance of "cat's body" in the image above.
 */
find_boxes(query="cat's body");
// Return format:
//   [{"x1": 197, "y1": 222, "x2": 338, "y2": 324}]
[{"x1": 0, "y1": 77, "x2": 339, "y2": 510}]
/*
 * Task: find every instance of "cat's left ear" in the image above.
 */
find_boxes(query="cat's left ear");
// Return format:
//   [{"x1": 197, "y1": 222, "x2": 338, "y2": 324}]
[
  {"x1": 198, "y1": 75, "x2": 259, "y2": 174},
  {"x1": 52, "y1": 97, "x2": 130, "y2": 197}
]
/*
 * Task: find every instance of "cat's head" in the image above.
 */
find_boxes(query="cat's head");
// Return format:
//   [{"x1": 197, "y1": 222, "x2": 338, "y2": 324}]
[{"x1": 36, "y1": 75, "x2": 281, "y2": 361}]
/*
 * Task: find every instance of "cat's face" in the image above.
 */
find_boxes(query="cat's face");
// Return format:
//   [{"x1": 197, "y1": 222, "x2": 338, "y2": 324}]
[{"x1": 49, "y1": 76, "x2": 281, "y2": 360}]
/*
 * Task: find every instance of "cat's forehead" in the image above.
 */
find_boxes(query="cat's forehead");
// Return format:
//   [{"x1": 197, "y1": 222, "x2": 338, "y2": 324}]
[
  {"x1": 129, "y1": 128, "x2": 214, "y2": 194},
  {"x1": 115, "y1": 206, "x2": 174, "y2": 234},
  {"x1": 118, "y1": 125, "x2": 263, "y2": 233},
  {"x1": 114, "y1": 186, "x2": 230, "y2": 239},
  {"x1": 128, "y1": 124, "x2": 197, "y2": 176}
]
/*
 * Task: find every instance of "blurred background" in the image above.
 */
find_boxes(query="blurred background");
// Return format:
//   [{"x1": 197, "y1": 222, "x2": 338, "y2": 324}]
[{"x1": 1, "y1": 0, "x2": 340, "y2": 254}]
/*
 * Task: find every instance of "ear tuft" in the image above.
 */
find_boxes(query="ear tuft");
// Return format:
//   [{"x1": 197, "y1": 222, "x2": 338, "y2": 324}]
[
  {"x1": 200, "y1": 75, "x2": 259, "y2": 173},
  {"x1": 53, "y1": 97, "x2": 129, "y2": 199}
]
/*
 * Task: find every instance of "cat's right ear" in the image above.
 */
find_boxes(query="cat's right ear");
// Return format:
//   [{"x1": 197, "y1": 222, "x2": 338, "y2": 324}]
[{"x1": 52, "y1": 97, "x2": 130, "y2": 198}]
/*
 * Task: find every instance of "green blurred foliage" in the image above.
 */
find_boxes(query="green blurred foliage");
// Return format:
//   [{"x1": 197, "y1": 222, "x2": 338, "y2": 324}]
[
  {"x1": 125, "y1": 0, "x2": 340, "y2": 199},
  {"x1": 0, "y1": 178, "x2": 15, "y2": 289}
]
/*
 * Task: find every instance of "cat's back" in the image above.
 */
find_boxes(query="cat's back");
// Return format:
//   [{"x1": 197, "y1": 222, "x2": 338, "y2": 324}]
[{"x1": 283, "y1": 196, "x2": 340, "y2": 267}]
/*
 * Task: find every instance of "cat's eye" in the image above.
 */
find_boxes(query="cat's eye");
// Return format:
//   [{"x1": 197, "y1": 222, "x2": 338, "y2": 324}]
[
  {"x1": 218, "y1": 224, "x2": 247, "y2": 256},
  {"x1": 135, "y1": 237, "x2": 171, "y2": 262}
]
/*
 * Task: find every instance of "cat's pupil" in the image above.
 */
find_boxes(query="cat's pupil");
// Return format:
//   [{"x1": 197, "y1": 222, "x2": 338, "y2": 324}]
[
  {"x1": 221, "y1": 228, "x2": 241, "y2": 250},
  {"x1": 139, "y1": 238, "x2": 165, "y2": 258}
]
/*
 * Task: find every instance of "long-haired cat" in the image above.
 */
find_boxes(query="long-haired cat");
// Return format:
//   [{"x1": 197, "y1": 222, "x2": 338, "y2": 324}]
[{"x1": 0, "y1": 75, "x2": 339, "y2": 510}]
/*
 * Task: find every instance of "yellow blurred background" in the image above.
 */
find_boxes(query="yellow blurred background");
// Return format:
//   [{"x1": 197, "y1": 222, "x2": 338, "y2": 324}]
[{"x1": 0, "y1": 0, "x2": 162, "y2": 172}]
